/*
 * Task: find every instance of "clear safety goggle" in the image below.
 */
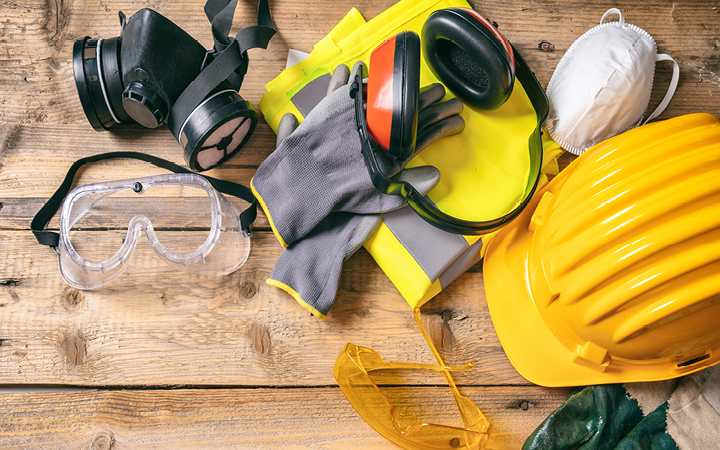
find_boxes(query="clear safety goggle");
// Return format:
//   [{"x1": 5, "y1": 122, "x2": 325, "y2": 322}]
[{"x1": 31, "y1": 152, "x2": 257, "y2": 290}]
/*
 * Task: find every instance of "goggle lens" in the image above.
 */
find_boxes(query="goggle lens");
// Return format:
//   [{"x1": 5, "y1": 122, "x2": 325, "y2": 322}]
[
  {"x1": 58, "y1": 173, "x2": 250, "y2": 289},
  {"x1": 68, "y1": 182, "x2": 214, "y2": 262}
]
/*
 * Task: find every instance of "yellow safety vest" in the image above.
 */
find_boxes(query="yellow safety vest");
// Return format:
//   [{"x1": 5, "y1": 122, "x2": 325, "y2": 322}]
[{"x1": 259, "y1": 0, "x2": 563, "y2": 310}]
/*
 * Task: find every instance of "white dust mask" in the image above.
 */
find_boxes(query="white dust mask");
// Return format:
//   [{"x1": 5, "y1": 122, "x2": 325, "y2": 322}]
[{"x1": 544, "y1": 8, "x2": 679, "y2": 155}]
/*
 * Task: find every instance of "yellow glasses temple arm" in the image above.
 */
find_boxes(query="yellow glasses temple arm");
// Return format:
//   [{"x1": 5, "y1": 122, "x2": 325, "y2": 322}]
[
  {"x1": 413, "y1": 307, "x2": 485, "y2": 430},
  {"x1": 365, "y1": 361, "x2": 475, "y2": 373}
]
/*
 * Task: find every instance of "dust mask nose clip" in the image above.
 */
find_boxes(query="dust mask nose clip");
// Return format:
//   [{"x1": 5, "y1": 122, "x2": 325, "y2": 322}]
[{"x1": 544, "y1": 8, "x2": 680, "y2": 155}]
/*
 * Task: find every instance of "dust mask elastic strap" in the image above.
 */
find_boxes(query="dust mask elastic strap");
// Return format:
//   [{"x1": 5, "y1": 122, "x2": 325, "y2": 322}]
[
  {"x1": 644, "y1": 53, "x2": 679, "y2": 124},
  {"x1": 600, "y1": 8, "x2": 679, "y2": 126}
]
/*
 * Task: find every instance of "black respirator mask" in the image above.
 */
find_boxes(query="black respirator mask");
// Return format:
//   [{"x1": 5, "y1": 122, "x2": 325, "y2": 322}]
[{"x1": 72, "y1": 0, "x2": 275, "y2": 171}]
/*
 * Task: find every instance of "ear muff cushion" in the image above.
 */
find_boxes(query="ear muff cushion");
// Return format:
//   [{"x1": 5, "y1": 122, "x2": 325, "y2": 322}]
[
  {"x1": 422, "y1": 8, "x2": 515, "y2": 111},
  {"x1": 391, "y1": 31, "x2": 420, "y2": 160},
  {"x1": 367, "y1": 31, "x2": 420, "y2": 160}
]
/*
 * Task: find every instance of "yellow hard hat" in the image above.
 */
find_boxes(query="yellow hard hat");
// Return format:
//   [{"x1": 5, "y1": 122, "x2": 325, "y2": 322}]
[{"x1": 483, "y1": 113, "x2": 720, "y2": 387}]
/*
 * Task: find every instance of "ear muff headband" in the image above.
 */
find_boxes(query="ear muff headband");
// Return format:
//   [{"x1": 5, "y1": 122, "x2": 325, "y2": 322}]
[
  {"x1": 366, "y1": 32, "x2": 420, "y2": 160},
  {"x1": 422, "y1": 8, "x2": 515, "y2": 111},
  {"x1": 351, "y1": 47, "x2": 548, "y2": 236}
]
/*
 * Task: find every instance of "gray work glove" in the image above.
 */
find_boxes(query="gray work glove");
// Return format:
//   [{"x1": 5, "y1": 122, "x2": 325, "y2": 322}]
[
  {"x1": 263, "y1": 64, "x2": 465, "y2": 318},
  {"x1": 251, "y1": 62, "x2": 465, "y2": 247}
]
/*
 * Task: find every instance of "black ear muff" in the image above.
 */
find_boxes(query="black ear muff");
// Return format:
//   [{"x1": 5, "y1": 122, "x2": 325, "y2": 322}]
[
  {"x1": 366, "y1": 31, "x2": 421, "y2": 160},
  {"x1": 422, "y1": 8, "x2": 515, "y2": 111}
]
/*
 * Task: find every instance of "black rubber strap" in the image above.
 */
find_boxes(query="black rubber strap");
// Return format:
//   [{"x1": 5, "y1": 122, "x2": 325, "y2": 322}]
[
  {"x1": 206, "y1": 0, "x2": 274, "y2": 51},
  {"x1": 31, "y1": 152, "x2": 257, "y2": 248},
  {"x1": 169, "y1": 0, "x2": 276, "y2": 137}
]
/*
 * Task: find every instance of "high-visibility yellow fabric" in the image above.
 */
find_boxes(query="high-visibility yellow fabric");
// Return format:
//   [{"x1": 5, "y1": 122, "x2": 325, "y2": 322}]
[
  {"x1": 259, "y1": 0, "x2": 562, "y2": 309},
  {"x1": 311, "y1": 8, "x2": 367, "y2": 57},
  {"x1": 259, "y1": 0, "x2": 469, "y2": 129}
]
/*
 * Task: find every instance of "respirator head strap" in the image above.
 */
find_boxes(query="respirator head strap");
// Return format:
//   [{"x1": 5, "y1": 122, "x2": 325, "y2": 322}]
[
  {"x1": 169, "y1": 0, "x2": 276, "y2": 132},
  {"x1": 168, "y1": 0, "x2": 276, "y2": 172}
]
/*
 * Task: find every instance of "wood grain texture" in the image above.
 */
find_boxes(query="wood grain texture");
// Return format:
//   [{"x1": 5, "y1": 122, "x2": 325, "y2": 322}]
[
  {"x1": 0, "y1": 230, "x2": 526, "y2": 386},
  {"x1": 2, "y1": 0, "x2": 720, "y2": 448},
  {"x1": 0, "y1": 386, "x2": 570, "y2": 449},
  {"x1": 0, "y1": 0, "x2": 718, "y2": 125},
  {"x1": 0, "y1": 122, "x2": 274, "y2": 194},
  {"x1": 0, "y1": 122, "x2": 274, "y2": 229}
]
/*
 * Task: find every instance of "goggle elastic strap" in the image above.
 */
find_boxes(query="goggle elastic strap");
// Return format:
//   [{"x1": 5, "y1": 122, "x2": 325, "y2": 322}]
[{"x1": 31, "y1": 151, "x2": 257, "y2": 248}]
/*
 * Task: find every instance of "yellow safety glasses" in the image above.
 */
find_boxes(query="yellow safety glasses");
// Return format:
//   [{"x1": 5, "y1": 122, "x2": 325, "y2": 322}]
[{"x1": 334, "y1": 308, "x2": 491, "y2": 449}]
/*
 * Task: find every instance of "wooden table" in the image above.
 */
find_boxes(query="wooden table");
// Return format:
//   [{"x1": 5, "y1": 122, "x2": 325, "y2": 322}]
[{"x1": 0, "y1": 0, "x2": 718, "y2": 448}]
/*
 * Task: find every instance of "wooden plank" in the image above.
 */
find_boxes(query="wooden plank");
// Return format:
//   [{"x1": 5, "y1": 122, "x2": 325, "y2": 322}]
[
  {"x1": 0, "y1": 120, "x2": 569, "y2": 231},
  {"x1": 0, "y1": 0, "x2": 718, "y2": 125},
  {"x1": 0, "y1": 122, "x2": 275, "y2": 229},
  {"x1": 0, "y1": 230, "x2": 526, "y2": 386},
  {"x1": 0, "y1": 122, "x2": 274, "y2": 194},
  {"x1": 0, "y1": 386, "x2": 570, "y2": 449}
]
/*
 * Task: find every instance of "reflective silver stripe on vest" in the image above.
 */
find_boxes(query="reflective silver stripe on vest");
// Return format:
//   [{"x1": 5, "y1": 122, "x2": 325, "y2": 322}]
[
  {"x1": 290, "y1": 73, "x2": 332, "y2": 118},
  {"x1": 382, "y1": 204, "x2": 469, "y2": 282},
  {"x1": 438, "y1": 238, "x2": 483, "y2": 289}
]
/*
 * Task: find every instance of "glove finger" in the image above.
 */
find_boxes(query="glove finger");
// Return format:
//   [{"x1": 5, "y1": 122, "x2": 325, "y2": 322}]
[
  {"x1": 276, "y1": 113, "x2": 300, "y2": 147},
  {"x1": 418, "y1": 83, "x2": 446, "y2": 111},
  {"x1": 268, "y1": 212, "x2": 382, "y2": 319},
  {"x1": 415, "y1": 114, "x2": 465, "y2": 155},
  {"x1": 350, "y1": 60, "x2": 366, "y2": 83},
  {"x1": 393, "y1": 166, "x2": 440, "y2": 196},
  {"x1": 327, "y1": 64, "x2": 351, "y2": 95},
  {"x1": 418, "y1": 97, "x2": 464, "y2": 131}
]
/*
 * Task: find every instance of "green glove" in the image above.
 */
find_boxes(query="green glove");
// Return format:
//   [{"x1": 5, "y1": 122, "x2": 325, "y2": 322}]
[
  {"x1": 524, "y1": 365, "x2": 720, "y2": 450},
  {"x1": 251, "y1": 62, "x2": 464, "y2": 247},
  {"x1": 264, "y1": 64, "x2": 464, "y2": 318},
  {"x1": 523, "y1": 384, "x2": 646, "y2": 450}
]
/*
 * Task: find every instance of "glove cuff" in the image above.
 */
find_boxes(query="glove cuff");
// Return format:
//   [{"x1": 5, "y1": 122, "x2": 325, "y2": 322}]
[
  {"x1": 251, "y1": 178, "x2": 290, "y2": 248},
  {"x1": 266, "y1": 278, "x2": 327, "y2": 319}
]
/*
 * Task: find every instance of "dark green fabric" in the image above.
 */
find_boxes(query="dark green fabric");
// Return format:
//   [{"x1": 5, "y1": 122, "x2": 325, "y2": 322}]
[
  {"x1": 523, "y1": 385, "x2": 645, "y2": 450},
  {"x1": 615, "y1": 403, "x2": 678, "y2": 450},
  {"x1": 523, "y1": 384, "x2": 682, "y2": 450}
]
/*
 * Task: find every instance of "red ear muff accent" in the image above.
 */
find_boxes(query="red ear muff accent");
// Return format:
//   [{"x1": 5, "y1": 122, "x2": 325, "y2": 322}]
[
  {"x1": 367, "y1": 31, "x2": 421, "y2": 160},
  {"x1": 422, "y1": 8, "x2": 515, "y2": 111}
]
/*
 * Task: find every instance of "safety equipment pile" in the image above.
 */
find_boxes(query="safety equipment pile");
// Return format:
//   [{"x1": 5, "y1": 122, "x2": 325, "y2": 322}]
[
  {"x1": 252, "y1": 63, "x2": 465, "y2": 318},
  {"x1": 258, "y1": 0, "x2": 563, "y2": 310}
]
